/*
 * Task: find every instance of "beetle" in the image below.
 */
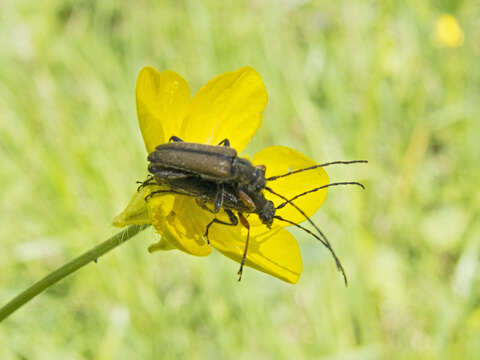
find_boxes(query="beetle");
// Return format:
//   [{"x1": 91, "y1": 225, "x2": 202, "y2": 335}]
[
  {"x1": 142, "y1": 174, "x2": 358, "y2": 282},
  {"x1": 148, "y1": 136, "x2": 266, "y2": 189},
  {"x1": 144, "y1": 136, "x2": 367, "y2": 283}
]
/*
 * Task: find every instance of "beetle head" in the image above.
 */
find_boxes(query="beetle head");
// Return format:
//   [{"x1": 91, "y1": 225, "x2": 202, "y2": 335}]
[{"x1": 258, "y1": 199, "x2": 275, "y2": 228}]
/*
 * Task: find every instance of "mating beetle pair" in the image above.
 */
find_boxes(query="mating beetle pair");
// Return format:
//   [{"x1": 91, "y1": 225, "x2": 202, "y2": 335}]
[{"x1": 142, "y1": 136, "x2": 366, "y2": 283}]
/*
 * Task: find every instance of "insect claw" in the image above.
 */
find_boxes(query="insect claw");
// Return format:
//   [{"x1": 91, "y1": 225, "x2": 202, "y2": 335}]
[
  {"x1": 203, "y1": 233, "x2": 211, "y2": 245},
  {"x1": 237, "y1": 267, "x2": 243, "y2": 281},
  {"x1": 203, "y1": 224, "x2": 211, "y2": 244},
  {"x1": 169, "y1": 136, "x2": 184, "y2": 142},
  {"x1": 137, "y1": 175, "x2": 156, "y2": 191}
]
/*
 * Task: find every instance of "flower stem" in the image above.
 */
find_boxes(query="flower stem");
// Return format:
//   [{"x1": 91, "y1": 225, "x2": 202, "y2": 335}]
[{"x1": 0, "y1": 224, "x2": 150, "y2": 322}]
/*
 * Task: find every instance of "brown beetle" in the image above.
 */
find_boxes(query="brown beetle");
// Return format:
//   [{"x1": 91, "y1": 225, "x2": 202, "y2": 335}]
[{"x1": 144, "y1": 136, "x2": 367, "y2": 283}]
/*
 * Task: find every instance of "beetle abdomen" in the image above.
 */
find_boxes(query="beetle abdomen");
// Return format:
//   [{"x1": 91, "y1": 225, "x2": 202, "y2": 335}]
[{"x1": 148, "y1": 142, "x2": 237, "y2": 180}]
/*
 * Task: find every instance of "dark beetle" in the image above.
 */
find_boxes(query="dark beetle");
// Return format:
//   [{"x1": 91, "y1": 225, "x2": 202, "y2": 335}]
[
  {"x1": 144, "y1": 136, "x2": 367, "y2": 283},
  {"x1": 148, "y1": 136, "x2": 266, "y2": 192}
]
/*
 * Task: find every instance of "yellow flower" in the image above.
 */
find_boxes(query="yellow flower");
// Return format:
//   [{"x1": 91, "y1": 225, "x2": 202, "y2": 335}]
[
  {"x1": 114, "y1": 66, "x2": 329, "y2": 284},
  {"x1": 435, "y1": 14, "x2": 464, "y2": 48}
]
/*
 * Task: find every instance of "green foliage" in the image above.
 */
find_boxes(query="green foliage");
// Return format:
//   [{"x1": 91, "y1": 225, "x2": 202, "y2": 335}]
[{"x1": 1, "y1": 1, "x2": 479, "y2": 358}]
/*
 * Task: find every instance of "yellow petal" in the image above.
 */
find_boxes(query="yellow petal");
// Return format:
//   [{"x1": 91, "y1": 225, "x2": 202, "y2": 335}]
[
  {"x1": 148, "y1": 238, "x2": 176, "y2": 252},
  {"x1": 113, "y1": 183, "x2": 176, "y2": 228},
  {"x1": 136, "y1": 67, "x2": 191, "y2": 153},
  {"x1": 180, "y1": 66, "x2": 267, "y2": 152},
  {"x1": 210, "y1": 223, "x2": 302, "y2": 284},
  {"x1": 151, "y1": 196, "x2": 212, "y2": 257},
  {"x1": 113, "y1": 186, "x2": 157, "y2": 227},
  {"x1": 253, "y1": 146, "x2": 329, "y2": 225},
  {"x1": 113, "y1": 193, "x2": 150, "y2": 227}
]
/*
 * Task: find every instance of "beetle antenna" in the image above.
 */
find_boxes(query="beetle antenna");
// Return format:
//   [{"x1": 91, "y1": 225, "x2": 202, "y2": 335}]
[
  {"x1": 266, "y1": 160, "x2": 368, "y2": 181},
  {"x1": 276, "y1": 181, "x2": 365, "y2": 210},
  {"x1": 273, "y1": 215, "x2": 347, "y2": 286},
  {"x1": 265, "y1": 186, "x2": 347, "y2": 286}
]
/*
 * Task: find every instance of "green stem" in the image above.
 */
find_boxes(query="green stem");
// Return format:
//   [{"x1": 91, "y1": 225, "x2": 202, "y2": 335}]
[{"x1": 0, "y1": 224, "x2": 150, "y2": 322}]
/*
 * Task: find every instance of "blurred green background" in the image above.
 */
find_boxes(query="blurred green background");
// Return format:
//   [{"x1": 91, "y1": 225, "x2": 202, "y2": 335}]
[{"x1": 1, "y1": 0, "x2": 478, "y2": 359}]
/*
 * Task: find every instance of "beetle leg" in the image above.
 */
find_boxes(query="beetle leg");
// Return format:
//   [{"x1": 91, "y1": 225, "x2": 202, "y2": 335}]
[
  {"x1": 238, "y1": 189, "x2": 256, "y2": 211},
  {"x1": 148, "y1": 166, "x2": 193, "y2": 180},
  {"x1": 217, "y1": 138, "x2": 230, "y2": 147},
  {"x1": 214, "y1": 184, "x2": 225, "y2": 213},
  {"x1": 196, "y1": 198, "x2": 215, "y2": 213},
  {"x1": 144, "y1": 189, "x2": 186, "y2": 202},
  {"x1": 168, "y1": 136, "x2": 184, "y2": 142},
  {"x1": 196, "y1": 198, "x2": 226, "y2": 214},
  {"x1": 136, "y1": 175, "x2": 156, "y2": 191},
  {"x1": 204, "y1": 209, "x2": 238, "y2": 245},
  {"x1": 237, "y1": 213, "x2": 250, "y2": 281}
]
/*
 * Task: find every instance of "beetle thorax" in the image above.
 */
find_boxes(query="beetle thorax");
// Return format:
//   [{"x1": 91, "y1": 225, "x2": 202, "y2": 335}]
[
  {"x1": 241, "y1": 187, "x2": 274, "y2": 228},
  {"x1": 232, "y1": 158, "x2": 266, "y2": 191}
]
